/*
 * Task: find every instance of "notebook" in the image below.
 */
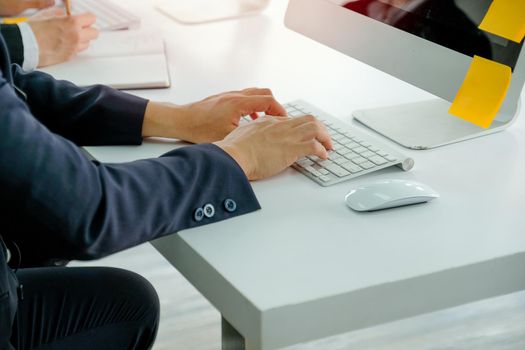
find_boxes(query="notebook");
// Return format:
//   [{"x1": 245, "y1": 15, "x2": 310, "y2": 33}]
[{"x1": 39, "y1": 30, "x2": 170, "y2": 90}]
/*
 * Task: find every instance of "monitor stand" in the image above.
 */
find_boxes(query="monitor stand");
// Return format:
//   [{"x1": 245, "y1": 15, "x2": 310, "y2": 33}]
[
  {"x1": 352, "y1": 99, "x2": 517, "y2": 150},
  {"x1": 155, "y1": 0, "x2": 269, "y2": 25}
]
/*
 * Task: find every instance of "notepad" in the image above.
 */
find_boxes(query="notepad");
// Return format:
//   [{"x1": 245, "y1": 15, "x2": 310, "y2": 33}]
[
  {"x1": 479, "y1": 0, "x2": 525, "y2": 43},
  {"x1": 39, "y1": 30, "x2": 170, "y2": 89},
  {"x1": 448, "y1": 56, "x2": 512, "y2": 129}
]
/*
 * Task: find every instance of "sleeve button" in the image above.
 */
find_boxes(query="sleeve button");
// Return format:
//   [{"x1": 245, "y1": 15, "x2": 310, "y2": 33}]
[
  {"x1": 193, "y1": 208, "x2": 204, "y2": 222},
  {"x1": 223, "y1": 199, "x2": 237, "y2": 213},
  {"x1": 203, "y1": 203, "x2": 215, "y2": 218}
]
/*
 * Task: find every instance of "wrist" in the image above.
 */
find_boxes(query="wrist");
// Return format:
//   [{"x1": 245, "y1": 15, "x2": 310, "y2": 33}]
[
  {"x1": 142, "y1": 101, "x2": 187, "y2": 139},
  {"x1": 214, "y1": 141, "x2": 253, "y2": 180},
  {"x1": 18, "y1": 22, "x2": 39, "y2": 70}
]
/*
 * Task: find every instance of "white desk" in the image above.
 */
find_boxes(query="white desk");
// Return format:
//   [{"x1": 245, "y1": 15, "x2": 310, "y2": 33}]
[{"x1": 86, "y1": 1, "x2": 525, "y2": 349}]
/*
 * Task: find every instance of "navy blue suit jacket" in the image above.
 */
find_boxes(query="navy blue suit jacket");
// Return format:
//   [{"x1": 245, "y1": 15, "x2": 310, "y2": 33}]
[
  {"x1": 0, "y1": 24, "x2": 23, "y2": 66},
  {"x1": 0, "y1": 33, "x2": 259, "y2": 348}
]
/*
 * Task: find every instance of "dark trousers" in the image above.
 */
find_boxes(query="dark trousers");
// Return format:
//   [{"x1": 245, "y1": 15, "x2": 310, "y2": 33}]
[{"x1": 10, "y1": 267, "x2": 159, "y2": 350}]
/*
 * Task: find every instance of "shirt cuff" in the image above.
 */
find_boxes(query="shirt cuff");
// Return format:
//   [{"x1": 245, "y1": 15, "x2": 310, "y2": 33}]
[{"x1": 17, "y1": 22, "x2": 39, "y2": 71}]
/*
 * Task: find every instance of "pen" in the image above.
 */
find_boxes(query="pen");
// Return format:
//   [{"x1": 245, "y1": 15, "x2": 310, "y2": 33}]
[
  {"x1": 65, "y1": 0, "x2": 72, "y2": 16},
  {"x1": 1, "y1": 17, "x2": 28, "y2": 24}
]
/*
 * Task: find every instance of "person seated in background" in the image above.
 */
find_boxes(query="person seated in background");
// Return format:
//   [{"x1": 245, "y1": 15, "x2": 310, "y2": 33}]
[
  {"x1": 0, "y1": 0, "x2": 55, "y2": 16},
  {"x1": 0, "y1": 24, "x2": 332, "y2": 349},
  {"x1": 1, "y1": 0, "x2": 98, "y2": 70}
]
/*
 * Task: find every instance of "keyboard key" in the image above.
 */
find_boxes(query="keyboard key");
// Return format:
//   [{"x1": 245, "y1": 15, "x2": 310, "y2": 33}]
[
  {"x1": 353, "y1": 147, "x2": 368, "y2": 154},
  {"x1": 332, "y1": 143, "x2": 346, "y2": 152},
  {"x1": 289, "y1": 110, "x2": 304, "y2": 117},
  {"x1": 341, "y1": 163, "x2": 363, "y2": 173},
  {"x1": 377, "y1": 150, "x2": 389, "y2": 157},
  {"x1": 304, "y1": 166, "x2": 322, "y2": 177},
  {"x1": 360, "y1": 161, "x2": 376, "y2": 170},
  {"x1": 346, "y1": 142, "x2": 360, "y2": 149},
  {"x1": 368, "y1": 155, "x2": 388, "y2": 165},
  {"x1": 319, "y1": 175, "x2": 332, "y2": 182},
  {"x1": 336, "y1": 147, "x2": 352, "y2": 155},
  {"x1": 328, "y1": 152, "x2": 342, "y2": 161},
  {"x1": 307, "y1": 155, "x2": 322, "y2": 163},
  {"x1": 296, "y1": 158, "x2": 314, "y2": 167},
  {"x1": 360, "y1": 151, "x2": 375, "y2": 158},
  {"x1": 343, "y1": 152, "x2": 359, "y2": 160},
  {"x1": 325, "y1": 164, "x2": 350, "y2": 177},
  {"x1": 385, "y1": 155, "x2": 398, "y2": 162},
  {"x1": 351, "y1": 157, "x2": 367, "y2": 164},
  {"x1": 317, "y1": 159, "x2": 333, "y2": 167}
]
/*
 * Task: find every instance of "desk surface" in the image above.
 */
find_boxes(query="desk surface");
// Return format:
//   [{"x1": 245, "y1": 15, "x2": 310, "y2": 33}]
[{"x1": 87, "y1": 1, "x2": 525, "y2": 349}]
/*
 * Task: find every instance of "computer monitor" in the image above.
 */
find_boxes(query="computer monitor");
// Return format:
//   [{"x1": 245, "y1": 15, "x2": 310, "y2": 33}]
[{"x1": 284, "y1": 0, "x2": 525, "y2": 149}]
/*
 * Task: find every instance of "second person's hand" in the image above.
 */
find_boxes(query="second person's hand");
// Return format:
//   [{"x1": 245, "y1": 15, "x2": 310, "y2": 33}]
[
  {"x1": 29, "y1": 12, "x2": 99, "y2": 67},
  {"x1": 0, "y1": 0, "x2": 54, "y2": 16}
]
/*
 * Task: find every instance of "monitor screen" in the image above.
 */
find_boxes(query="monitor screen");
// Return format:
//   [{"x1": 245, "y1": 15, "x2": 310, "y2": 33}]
[{"x1": 334, "y1": 0, "x2": 523, "y2": 70}]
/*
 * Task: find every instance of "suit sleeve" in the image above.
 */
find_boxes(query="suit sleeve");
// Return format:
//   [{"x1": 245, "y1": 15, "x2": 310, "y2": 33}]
[
  {"x1": 11, "y1": 64, "x2": 148, "y2": 146},
  {"x1": 0, "y1": 25, "x2": 23, "y2": 66},
  {"x1": 0, "y1": 70, "x2": 260, "y2": 262}
]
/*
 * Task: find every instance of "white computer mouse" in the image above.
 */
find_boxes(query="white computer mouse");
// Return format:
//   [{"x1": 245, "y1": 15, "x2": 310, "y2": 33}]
[{"x1": 345, "y1": 179, "x2": 439, "y2": 212}]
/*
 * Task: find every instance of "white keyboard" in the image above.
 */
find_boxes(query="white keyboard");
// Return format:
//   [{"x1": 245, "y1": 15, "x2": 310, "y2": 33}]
[
  {"x1": 285, "y1": 100, "x2": 414, "y2": 186},
  {"x1": 72, "y1": 0, "x2": 141, "y2": 31}
]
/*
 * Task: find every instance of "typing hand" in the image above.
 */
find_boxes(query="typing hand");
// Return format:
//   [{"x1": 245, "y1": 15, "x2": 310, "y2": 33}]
[
  {"x1": 142, "y1": 88, "x2": 288, "y2": 143},
  {"x1": 0, "y1": 0, "x2": 54, "y2": 16},
  {"x1": 28, "y1": 13, "x2": 99, "y2": 68},
  {"x1": 215, "y1": 115, "x2": 333, "y2": 181}
]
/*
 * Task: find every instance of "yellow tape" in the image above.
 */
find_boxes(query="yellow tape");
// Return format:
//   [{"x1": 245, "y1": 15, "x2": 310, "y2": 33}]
[
  {"x1": 479, "y1": 0, "x2": 525, "y2": 43},
  {"x1": 449, "y1": 56, "x2": 512, "y2": 129},
  {"x1": 1, "y1": 17, "x2": 28, "y2": 24}
]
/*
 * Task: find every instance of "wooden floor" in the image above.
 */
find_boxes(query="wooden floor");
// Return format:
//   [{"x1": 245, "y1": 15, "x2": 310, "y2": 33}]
[{"x1": 71, "y1": 243, "x2": 525, "y2": 350}]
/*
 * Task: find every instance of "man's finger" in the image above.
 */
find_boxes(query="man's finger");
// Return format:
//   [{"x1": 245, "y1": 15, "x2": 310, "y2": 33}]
[
  {"x1": 241, "y1": 87, "x2": 274, "y2": 97},
  {"x1": 74, "y1": 12, "x2": 97, "y2": 28},
  {"x1": 79, "y1": 27, "x2": 99, "y2": 42},
  {"x1": 77, "y1": 41, "x2": 90, "y2": 53},
  {"x1": 24, "y1": 0, "x2": 55, "y2": 10},
  {"x1": 30, "y1": 7, "x2": 64, "y2": 20},
  {"x1": 287, "y1": 116, "x2": 333, "y2": 150},
  {"x1": 292, "y1": 120, "x2": 333, "y2": 150},
  {"x1": 254, "y1": 115, "x2": 290, "y2": 124},
  {"x1": 239, "y1": 96, "x2": 287, "y2": 118},
  {"x1": 296, "y1": 140, "x2": 329, "y2": 160},
  {"x1": 285, "y1": 114, "x2": 319, "y2": 127}
]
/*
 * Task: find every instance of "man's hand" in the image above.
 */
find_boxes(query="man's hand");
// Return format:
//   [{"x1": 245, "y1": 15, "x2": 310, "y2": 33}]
[
  {"x1": 0, "y1": 0, "x2": 54, "y2": 16},
  {"x1": 142, "y1": 88, "x2": 287, "y2": 143},
  {"x1": 28, "y1": 12, "x2": 99, "y2": 67},
  {"x1": 29, "y1": 6, "x2": 65, "y2": 20},
  {"x1": 215, "y1": 115, "x2": 333, "y2": 181}
]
